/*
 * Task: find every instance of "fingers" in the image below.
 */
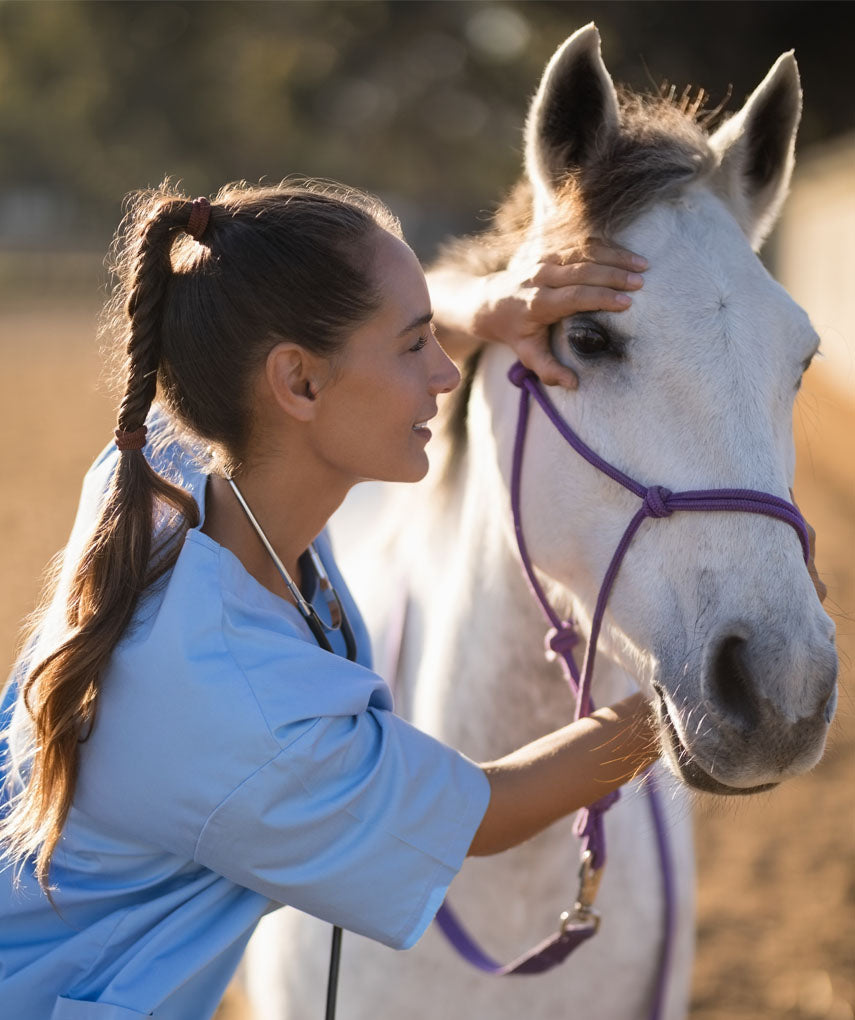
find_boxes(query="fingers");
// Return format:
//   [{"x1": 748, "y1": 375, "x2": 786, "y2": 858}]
[
  {"x1": 532, "y1": 242, "x2": 647, "y2": 319},
  {"x1": 583, "y1": 240, "x2": 648, "y2": 272},
  {"x1": 477, "y1": 239, "x2": 648, "y2": 388},
  {"x1": 533, "y1": 282, "x2": 636, "y2": 320},
  {"x1": 515, "y1": 337, "x2": 579, "y2": 390},
  {"x1": 544, "y1": 240, "x2": 648, "y2": 273},
  {"x1": 534, "y1": 260, "x2": 644, "y2": 293}
]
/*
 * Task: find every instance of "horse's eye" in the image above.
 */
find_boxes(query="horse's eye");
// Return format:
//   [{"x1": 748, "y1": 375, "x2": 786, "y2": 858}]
[{"x1": 567, "y1": 325, "x2": 612, "y2": 360}]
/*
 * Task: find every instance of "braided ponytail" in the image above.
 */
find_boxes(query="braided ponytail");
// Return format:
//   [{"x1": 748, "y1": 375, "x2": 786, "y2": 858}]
[
  {"x1": 1, "y1": 198, "x2": 200, "y2": 891},
  {"x1": 2, "y1": 178, "x2": 399, "y2": 892}
]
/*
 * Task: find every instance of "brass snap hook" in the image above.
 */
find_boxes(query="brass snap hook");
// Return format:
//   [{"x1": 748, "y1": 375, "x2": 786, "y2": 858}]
[{"x1": 559, "y1": 850, "x2": 603, "y2": 935}]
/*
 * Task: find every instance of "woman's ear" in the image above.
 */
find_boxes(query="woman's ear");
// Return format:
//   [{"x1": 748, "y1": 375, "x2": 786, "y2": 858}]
[{"x1": 264, "y1": 342, "x2": 326, "y2": 422}]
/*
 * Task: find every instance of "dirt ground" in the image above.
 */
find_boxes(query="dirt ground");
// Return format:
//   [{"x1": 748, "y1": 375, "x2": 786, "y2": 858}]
[{"x1": 1, "y1": 302, "x2": 852, "y2": 1019}]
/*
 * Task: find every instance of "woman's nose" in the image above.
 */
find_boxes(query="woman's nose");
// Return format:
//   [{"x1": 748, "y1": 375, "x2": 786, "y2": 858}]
[{"x1": 431, "y1": 338, "x2": 461, "y2": 395}]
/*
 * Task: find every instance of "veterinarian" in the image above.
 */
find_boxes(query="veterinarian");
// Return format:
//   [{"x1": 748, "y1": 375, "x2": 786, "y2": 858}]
[{"x1": 0, "y1": 181, "x2": 740, "y2": 1017}]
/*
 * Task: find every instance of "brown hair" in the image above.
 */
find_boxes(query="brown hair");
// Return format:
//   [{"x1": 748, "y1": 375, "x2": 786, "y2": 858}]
[{"x1": 1, "y1": 179, "x2": 400, "y2": 891}]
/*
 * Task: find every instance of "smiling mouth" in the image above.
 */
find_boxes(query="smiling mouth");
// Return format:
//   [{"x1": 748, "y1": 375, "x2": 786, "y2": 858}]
[{"x1": 654, "y1": 690, "x2": 778, "y2": 797}]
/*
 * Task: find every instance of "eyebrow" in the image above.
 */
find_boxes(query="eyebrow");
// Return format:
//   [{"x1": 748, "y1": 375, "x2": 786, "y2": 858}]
[{"x1": 397, "y1": 311, "x2": 433, "y2": 338}]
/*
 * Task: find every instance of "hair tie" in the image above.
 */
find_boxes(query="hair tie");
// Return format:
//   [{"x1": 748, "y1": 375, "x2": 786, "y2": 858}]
[
  {"x1": 186, "y1": 197, "x2": 211, "y2": 242},
  {"x1": 114, "y1": 425, "x2": 148, "y2": 452}
]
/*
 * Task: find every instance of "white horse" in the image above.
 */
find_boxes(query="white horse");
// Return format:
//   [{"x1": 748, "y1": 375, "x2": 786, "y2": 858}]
[{"x1": 244, "y1": 25, "x2": 837, "y2": 1020}]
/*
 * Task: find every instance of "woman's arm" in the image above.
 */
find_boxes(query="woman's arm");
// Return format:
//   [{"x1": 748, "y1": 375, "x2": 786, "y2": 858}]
[
  {"x1": 429, "y1": 241, "x2": 648, "y2": 390},
  {"x1": 469, "y1": 692, "x2": 657, "y2": 856}
]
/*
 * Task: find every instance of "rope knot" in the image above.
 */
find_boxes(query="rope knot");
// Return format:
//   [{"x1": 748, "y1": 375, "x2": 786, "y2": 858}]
[
  {"x1": 545, "y1": 624, "x2": 580, "y2": 662},
  {"x1": 508, "y1": 361, "x2": 534, "y2": 388},
  {"x1": 643, "y1": 485, "x2": 673, "y2": 519}
]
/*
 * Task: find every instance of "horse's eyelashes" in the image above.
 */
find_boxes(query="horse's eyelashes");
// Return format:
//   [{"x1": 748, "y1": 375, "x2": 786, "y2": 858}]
[{"x1": 566, "y1": 324, "x2": 619, "y2": 361}]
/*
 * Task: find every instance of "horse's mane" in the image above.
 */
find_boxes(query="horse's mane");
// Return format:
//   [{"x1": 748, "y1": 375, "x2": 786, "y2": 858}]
[{"x1": 434, "y1": 87, "x2": 720, "y2": 483}]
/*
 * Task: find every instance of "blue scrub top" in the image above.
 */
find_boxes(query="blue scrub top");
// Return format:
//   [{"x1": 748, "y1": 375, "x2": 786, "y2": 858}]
[{"x1": 0, "y1": 415, "x2": 490, "y2": 1019}]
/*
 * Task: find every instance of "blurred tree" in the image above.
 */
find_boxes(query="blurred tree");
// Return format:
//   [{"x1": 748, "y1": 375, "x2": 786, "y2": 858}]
[{"x1": 0, "y1": 0, "x2": 851, "y2": 255}]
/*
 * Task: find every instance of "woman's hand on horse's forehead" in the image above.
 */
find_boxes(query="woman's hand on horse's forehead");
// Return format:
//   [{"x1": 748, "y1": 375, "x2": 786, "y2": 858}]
[
  {"x1": 531, "y1": 240, "x2": 647, "y2": 304},
  {"x1": 480, "y1": 239, "x2": 647, "y2": 390}
]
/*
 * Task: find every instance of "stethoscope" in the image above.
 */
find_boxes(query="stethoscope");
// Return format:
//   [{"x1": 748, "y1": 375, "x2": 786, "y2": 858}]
[
  {"x1": 227, "y1": 477, "x2": 353, "y2": 1019},
  {"x1": 227, "y1": 477, "x2": 357, "y2": 660}
]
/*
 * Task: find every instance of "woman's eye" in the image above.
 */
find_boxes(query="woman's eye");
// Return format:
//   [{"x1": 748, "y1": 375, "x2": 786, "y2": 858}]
[
  {"x1": 566, "y1": 326, "x2": 612, "y2": 359},
  {"x1": 409, "y1": 336, "x2": 428, "y2": 353}
]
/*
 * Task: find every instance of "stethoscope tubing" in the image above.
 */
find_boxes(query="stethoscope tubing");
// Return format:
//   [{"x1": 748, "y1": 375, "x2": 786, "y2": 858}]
[
  {"x1": 226, "y1": 476, "x2": 355, "y2": 1016},
  {"x1": 226, "y1": 477, "x2": 358, "y2": 660}
]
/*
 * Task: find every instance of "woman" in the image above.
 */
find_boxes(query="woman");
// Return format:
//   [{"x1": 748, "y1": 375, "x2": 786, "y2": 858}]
[{"x1": 0, "y1": 180, "x2": 658, "y2": 1019}]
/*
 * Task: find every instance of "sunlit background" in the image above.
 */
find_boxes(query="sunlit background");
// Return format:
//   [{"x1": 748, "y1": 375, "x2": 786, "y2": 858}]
[{"x1": 1, "y1": 3, "x2": 852, "y2": 1018}]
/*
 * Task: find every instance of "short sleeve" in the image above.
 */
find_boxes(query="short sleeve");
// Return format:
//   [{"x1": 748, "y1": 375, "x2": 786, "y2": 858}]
[{"x1": 193, "y1": 707, "x2": 490, "y2": 950}]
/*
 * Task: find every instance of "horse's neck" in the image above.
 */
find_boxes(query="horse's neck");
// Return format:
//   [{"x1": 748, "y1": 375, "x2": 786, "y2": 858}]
[{"x1": 403, "y1": 425, "x2": 635, "y2": 761}]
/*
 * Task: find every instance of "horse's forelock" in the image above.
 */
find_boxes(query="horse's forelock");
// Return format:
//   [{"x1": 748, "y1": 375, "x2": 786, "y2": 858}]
[
  {"x1": 557, "y1": 89, "x2": 716, "y2": 239},
  {"x1": 434, "y1": 88, "x2": 720, "y2": 487}
]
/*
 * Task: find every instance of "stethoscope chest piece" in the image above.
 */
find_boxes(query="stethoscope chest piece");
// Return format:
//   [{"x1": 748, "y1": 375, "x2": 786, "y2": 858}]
[{"x1": 226, "y1": 477, "x2": 357, "y2": 659}]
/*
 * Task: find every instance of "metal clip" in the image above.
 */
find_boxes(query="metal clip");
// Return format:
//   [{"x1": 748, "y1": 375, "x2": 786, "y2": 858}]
[{"x1": 558, "y1": 850, "x2": 603, "y2": 935}]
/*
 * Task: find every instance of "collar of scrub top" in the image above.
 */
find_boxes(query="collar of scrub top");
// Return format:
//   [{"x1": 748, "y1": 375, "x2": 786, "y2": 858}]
[{"x1": 226, "y1": 477, "x2": 357, "y2": 660}]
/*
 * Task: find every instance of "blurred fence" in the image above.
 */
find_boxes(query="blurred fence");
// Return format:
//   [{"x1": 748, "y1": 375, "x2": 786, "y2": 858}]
[{"x1": 0, "y1": 249, "x2": 106, "y2": 305}]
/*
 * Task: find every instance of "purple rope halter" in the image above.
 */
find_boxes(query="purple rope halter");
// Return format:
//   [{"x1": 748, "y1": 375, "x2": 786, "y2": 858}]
[
  {"x1": 436, "y1": 361, "x2": 810, "y2": 1016},
  {"x1": 507, "y1": 361, "x2": 809, "y2": 726}
]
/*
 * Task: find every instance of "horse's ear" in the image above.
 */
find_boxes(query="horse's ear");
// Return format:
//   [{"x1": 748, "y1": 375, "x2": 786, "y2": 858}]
[
  {"x1": 524, "y1": 24, "x2": 620, "y2": 220},
  {"x1": 710, "y1": 52, "x2": 802, "y2": 250}
]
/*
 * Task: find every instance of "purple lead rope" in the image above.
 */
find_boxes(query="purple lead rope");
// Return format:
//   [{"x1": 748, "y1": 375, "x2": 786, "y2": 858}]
[{"x1": 436, "y1": 363, "x2": 810, "y2": 1018}]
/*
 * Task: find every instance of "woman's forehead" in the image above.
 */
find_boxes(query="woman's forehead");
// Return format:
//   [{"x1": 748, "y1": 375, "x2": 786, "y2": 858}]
[{"x1": 369, "y1": 231, "x2": 431, "y2": 326}]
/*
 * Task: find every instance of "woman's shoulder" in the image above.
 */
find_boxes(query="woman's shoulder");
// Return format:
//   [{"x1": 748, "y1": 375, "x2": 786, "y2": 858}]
[
  {"x1": 112, "y1": 529, "x2": 389, "y2": 743},
  {"x1": 73, "y1": 533, "x2": 391, "y2": 853}
]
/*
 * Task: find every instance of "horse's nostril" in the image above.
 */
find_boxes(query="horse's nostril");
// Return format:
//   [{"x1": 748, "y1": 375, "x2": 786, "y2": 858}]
[{"x1": 710, "y1": 635, "x2": 760, "y2": 730}]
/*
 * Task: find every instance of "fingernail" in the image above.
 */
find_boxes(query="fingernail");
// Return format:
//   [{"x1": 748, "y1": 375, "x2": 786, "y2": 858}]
[
  {"x1": 627, "y1": 273, "x2": 644, "y2": 287},
  {"x1": 631, "y1": 254, "x2": 648, "y2": 270},
  {"x1": 615, "y1": 293, "x2": 632, "y2": 307}
]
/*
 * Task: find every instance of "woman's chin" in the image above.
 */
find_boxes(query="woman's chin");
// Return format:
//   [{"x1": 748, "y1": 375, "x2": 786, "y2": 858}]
[
  {"x1": 361, "y1": 453, "x2": 430, "y2": 485},
  {"x1": 395, "y1": 460, "x2": 430, "y2": 484}
]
